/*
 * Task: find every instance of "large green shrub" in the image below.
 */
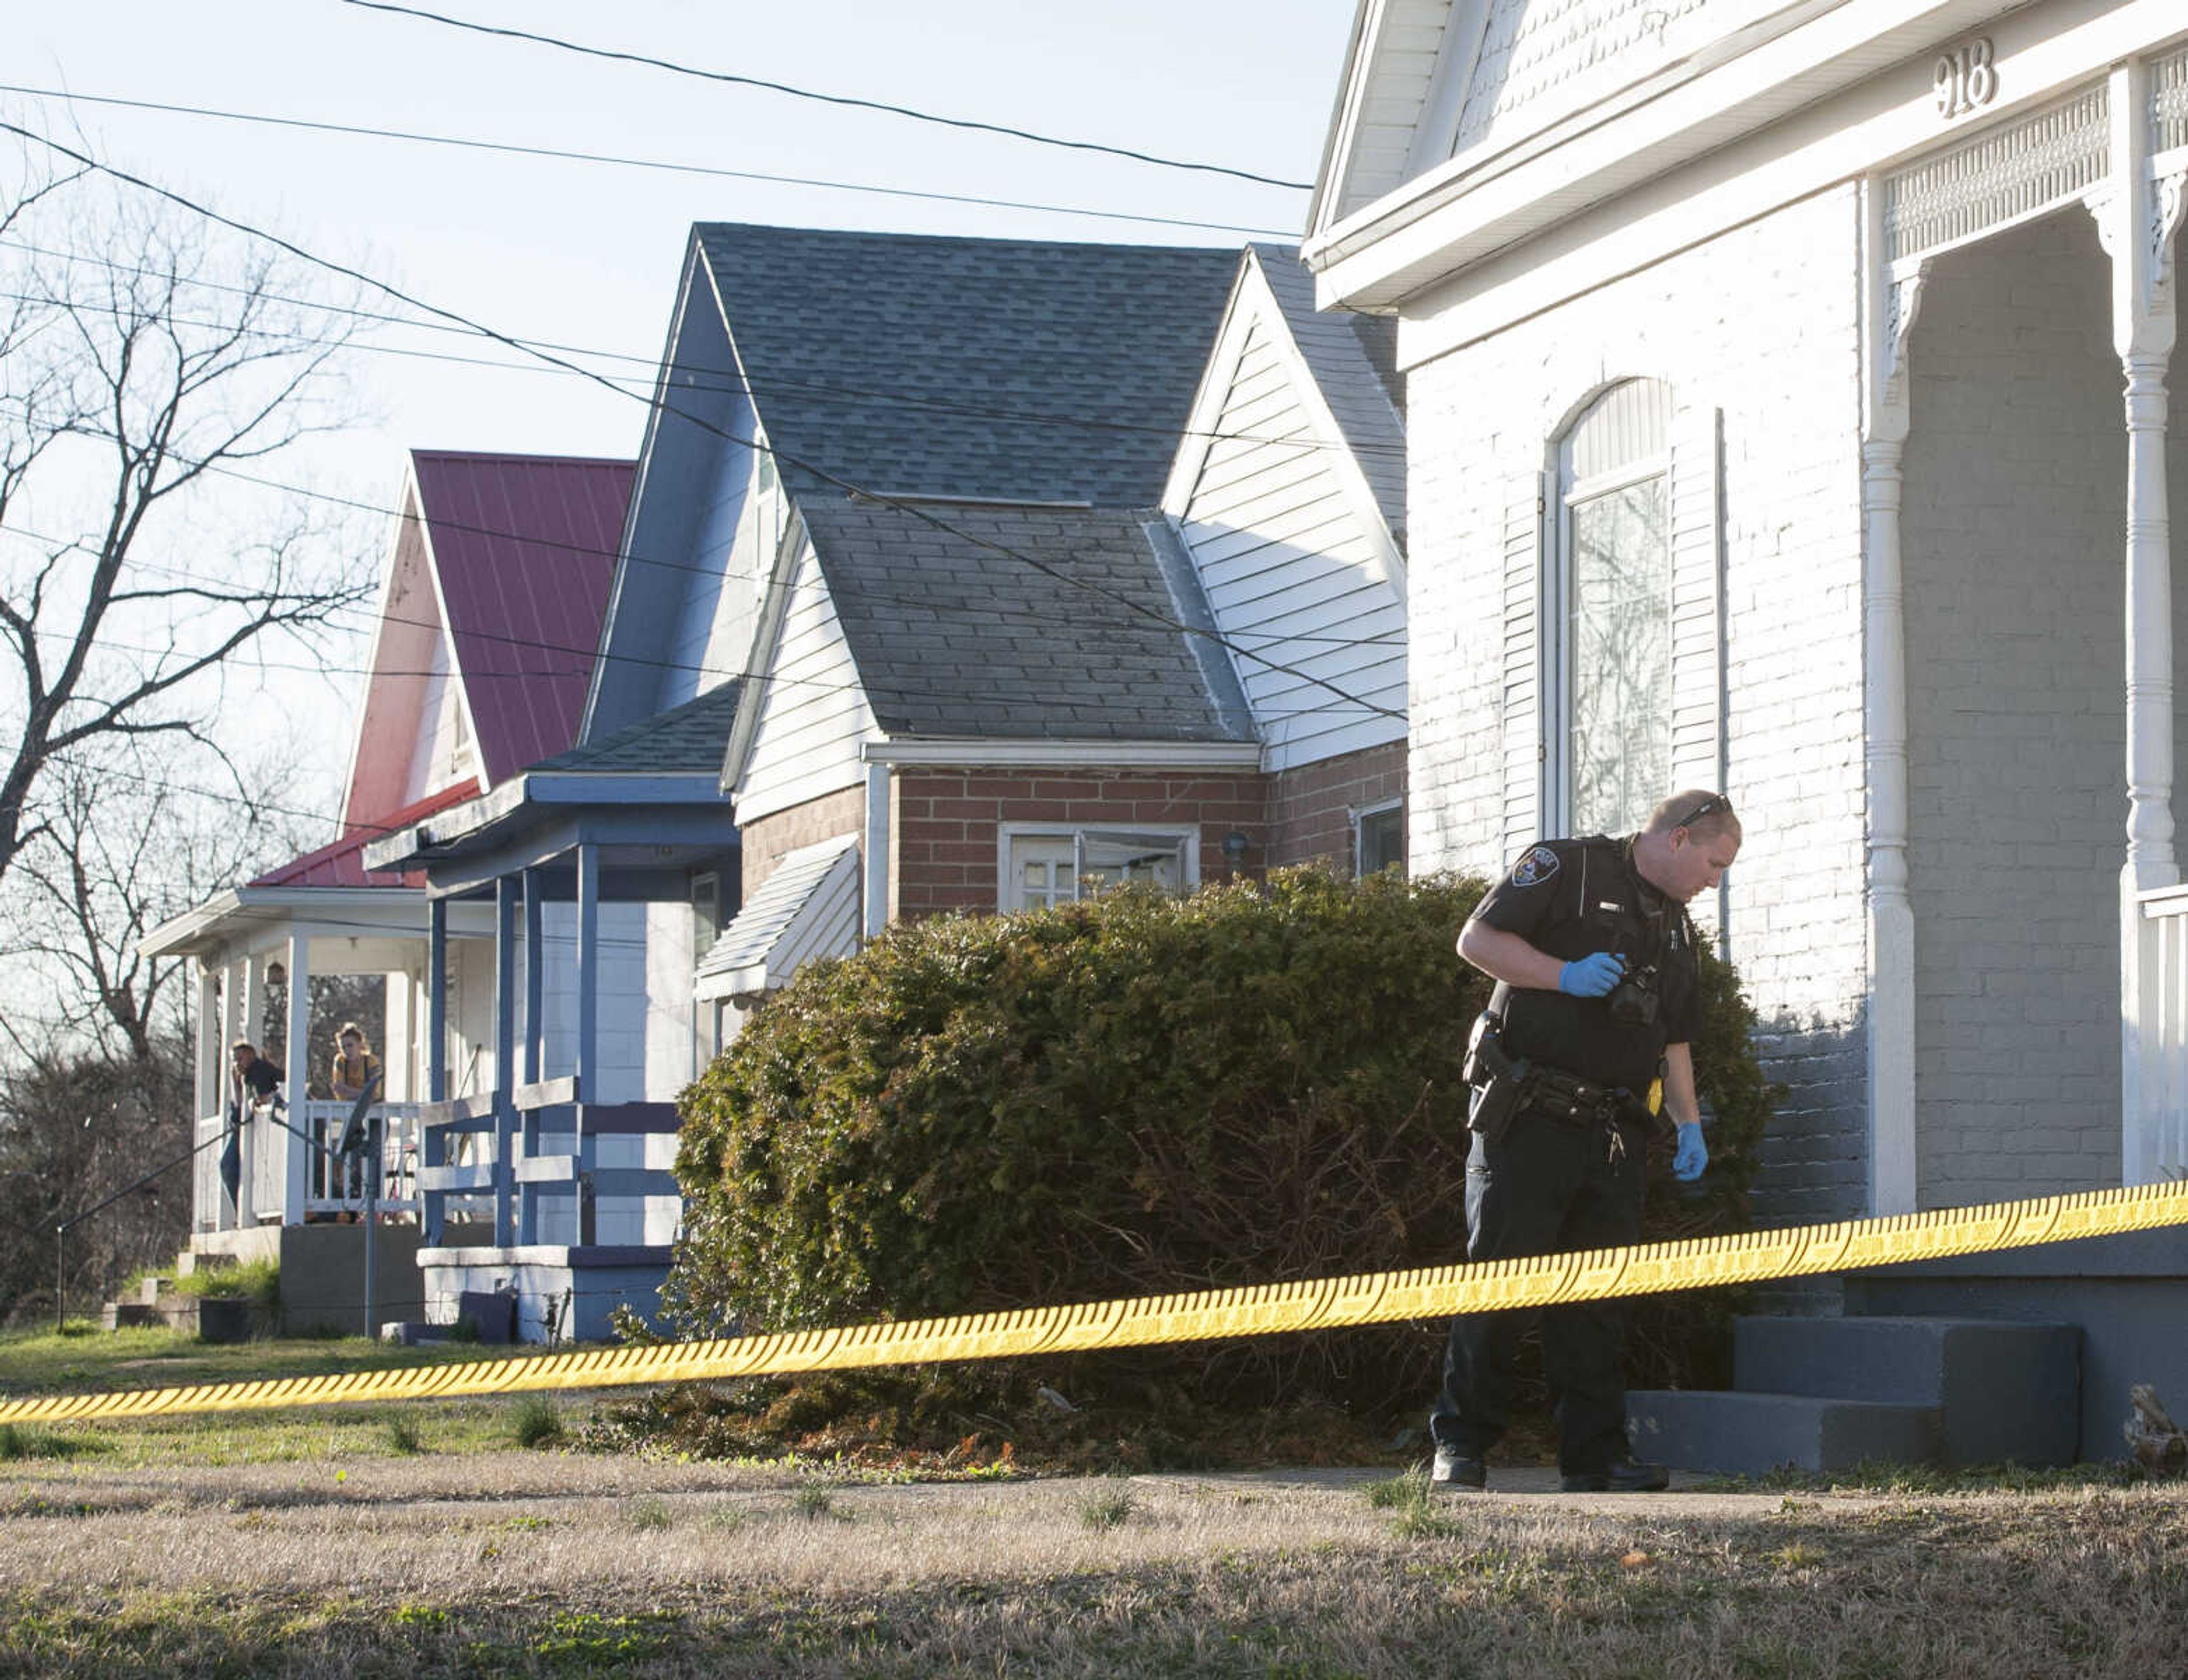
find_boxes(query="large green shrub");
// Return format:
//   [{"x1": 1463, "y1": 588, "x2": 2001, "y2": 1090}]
[{"x1": 670, "y1": 868, "x2": 1778, "y2": 1412}]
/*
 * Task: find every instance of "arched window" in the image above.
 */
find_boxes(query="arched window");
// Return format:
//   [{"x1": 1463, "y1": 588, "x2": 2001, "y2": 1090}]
[{"x1": 1555, "y1": 379, "x2": 1673, "y2": 837}]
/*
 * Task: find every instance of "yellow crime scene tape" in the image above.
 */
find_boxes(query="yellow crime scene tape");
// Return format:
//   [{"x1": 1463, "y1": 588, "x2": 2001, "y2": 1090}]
[{"x1": 6, "y1": 1180, "x2": 2188, "y2": 1427}]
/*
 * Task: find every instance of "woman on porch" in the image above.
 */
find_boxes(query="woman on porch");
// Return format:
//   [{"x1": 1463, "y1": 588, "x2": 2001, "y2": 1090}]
[{"x1": 330, "y1": 1024, "x2": 381, "y2": 1104}]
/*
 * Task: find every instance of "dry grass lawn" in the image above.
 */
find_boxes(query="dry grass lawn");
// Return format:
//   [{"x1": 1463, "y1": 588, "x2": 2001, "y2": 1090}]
[{"x1": 5, "y1": 1432, "x2": 2187, "y2": 1677}]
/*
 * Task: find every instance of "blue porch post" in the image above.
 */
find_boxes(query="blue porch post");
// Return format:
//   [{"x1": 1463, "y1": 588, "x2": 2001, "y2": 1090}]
[
  {"x1": 493, "y1": 875, "x2": 519, "y2": 1246},
  {"x1": 523, "y1": 868, "x2": 544, "y2": 1084},
  {"x1": 423, "y1": 894, "x2": 448, "y2": 1246},
  {"x1": 576, "y1": 842, "x2": 599, "y2": 1247},
  {"x1": 520, "y1": 867, "x2": 544, "y2": 1243}
]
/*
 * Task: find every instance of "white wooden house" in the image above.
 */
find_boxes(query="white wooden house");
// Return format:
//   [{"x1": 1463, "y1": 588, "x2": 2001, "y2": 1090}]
[
  {"x1": 142, "y1": 451, "x2": 631, "y2": 1305},
  {"x1": 1302, "y1": 0, "x2": 2188, "y2": 1461}
]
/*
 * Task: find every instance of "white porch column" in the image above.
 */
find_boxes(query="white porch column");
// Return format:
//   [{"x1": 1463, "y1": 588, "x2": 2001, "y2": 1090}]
[
  {"x1": 241, "y1": 953, "x2": 265, "y2": 1222},
  {"x1": 2095, "y1": 60, "x2": 2188, "y2": 1184},
  {"x1": 194, "y1": 963, "x2": 220, "y2": 1122},
  {"x1": 283, "y1": 932, "x2": 311, "y2": 1222},
  {"x1": 1860, "y1": 177, "x2": 1926, "y2": 1216},
  {"x1": 194, "y1": 963, "x2": 221, "y2": 1234},
  {"x1": 219, "y1": 956, "x2": 247, "y2": 1228},
  {"x1": 383, "y1": 972, "x2": 414, "y2": 1102}
]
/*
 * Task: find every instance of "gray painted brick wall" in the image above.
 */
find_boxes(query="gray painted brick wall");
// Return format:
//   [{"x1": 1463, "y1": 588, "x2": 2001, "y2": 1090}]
[{"x1": 1405, "y1": 187, "x2": 1870, "y2": 1222}]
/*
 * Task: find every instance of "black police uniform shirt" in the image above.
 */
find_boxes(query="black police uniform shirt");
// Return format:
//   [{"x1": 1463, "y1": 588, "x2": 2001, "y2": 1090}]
[{"x1": 1468, "y1": 835, "x2": 1701, "y2": 1094}]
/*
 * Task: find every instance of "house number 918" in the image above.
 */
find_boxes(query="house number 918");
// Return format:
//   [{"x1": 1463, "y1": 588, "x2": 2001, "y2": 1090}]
[{"x1": 1935, "y1": 38, "x2": 1997, "y2": 120}]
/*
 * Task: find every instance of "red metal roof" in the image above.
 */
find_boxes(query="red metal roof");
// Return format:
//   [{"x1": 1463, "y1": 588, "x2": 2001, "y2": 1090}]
[
  {"x1": 251, "y1": 780, "x2": 481, "y2": 890},
  {"x1": 409, "y1": 451, "x2": 634, "y2": 786}
]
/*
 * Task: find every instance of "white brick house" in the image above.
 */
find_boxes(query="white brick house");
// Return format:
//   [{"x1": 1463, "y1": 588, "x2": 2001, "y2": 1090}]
[{"x1": 1304, "y1": 1, "x2": 2188, "y2": 1226}]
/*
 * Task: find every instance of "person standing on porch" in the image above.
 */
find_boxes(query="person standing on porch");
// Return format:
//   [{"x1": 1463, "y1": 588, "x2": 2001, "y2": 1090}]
[
  {"x1": 1430, "y1": 791, "x2": 1740, "y2": 1493},
  {"x1": 223, "y1": 1039, "x2": 284, "y2": 1214},
  {"x1": 228, "y1": 1038, "x2": 281, "y2": 1116},
  {"x1": 330, "y1": 1023, "x2": 381, "y2": 1103}
]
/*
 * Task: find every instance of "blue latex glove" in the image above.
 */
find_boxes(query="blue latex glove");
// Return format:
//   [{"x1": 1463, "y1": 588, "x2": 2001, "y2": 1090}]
[
  {"x1": 1673, "y1": 1122, "x2": 1708, "y2": 1181},
  {"x1": 1558, "y1": 952, "x2": 1624, "y2": 998}
]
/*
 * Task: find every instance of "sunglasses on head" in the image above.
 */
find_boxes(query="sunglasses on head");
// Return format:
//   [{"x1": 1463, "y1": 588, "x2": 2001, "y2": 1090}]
[{"x1": 1674, "y1": 794, "x2": 1732, "y2": 830}]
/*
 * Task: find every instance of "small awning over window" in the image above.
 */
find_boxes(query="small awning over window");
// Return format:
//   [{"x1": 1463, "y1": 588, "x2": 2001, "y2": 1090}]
[{"x1": 694, "y1": 834, "x2": 860, "y2": 1002}]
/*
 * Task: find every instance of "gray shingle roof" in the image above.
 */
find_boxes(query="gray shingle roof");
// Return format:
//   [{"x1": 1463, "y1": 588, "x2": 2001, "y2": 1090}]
[
  {"x1": 695, "y1": 225, "x2": 1239, "y2": 505},
  {"x1": 533, "y1": 679, "x2": 742, "y2": 773},
  {"x1": 800, "y1": 500, "x2": 1254, "y2": 743},
  {"x1": 1250, "y1": 244, "x2": 1407, "y2": 545}
]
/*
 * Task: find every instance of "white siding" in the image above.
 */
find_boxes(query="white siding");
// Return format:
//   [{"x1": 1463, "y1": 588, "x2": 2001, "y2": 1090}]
[
  {"x1": 401, "y1": 629, "x2": 472, "y2": 806},
  {"x1": 641, "y1": 899, "x2": 696, "y2": 1102},
  {"x1": 468, "y1": 901, "x2": 685, "y2": 1106},
  {"x1": 734, "y1": 535, "x2": 876, "y2": 823},
  {"x1": 445, "y1": 935, "x2": 495, "y2": 1100},
  {"x1": 1174, "y1": 312, "x2": 1407, "y2": 773},
  {"x1": 659, "y1": 430, "x2": 775, "y2": 713},
  {"x1": 1334, "y1": 0, "x2": 1458, "y2": 221}
]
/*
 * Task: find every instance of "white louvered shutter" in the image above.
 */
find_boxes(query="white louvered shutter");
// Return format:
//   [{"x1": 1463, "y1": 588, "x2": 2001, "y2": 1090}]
[{"x1": 1500, "y1": 469, "x2": 1550, "y2": 864}]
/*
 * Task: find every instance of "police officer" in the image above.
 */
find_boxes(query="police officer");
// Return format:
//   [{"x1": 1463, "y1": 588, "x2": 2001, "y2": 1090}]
[{"x1": 1430, "y1": 790, "x2": 1741, "y2": 1493}]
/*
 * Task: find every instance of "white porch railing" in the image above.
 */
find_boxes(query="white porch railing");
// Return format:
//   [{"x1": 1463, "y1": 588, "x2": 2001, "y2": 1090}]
[
  {"x1": 192, "y1": 1110, "x2": 226, "y2": 1233},
  {"x1": 195, "y1": 1100, "x2": 422, "y2": 1230},
  {"x1": 300, "y1": 1099, "x2": 421, "y2": 1218},
  {"x1": 2131, "y1": 885, "x2": 2188, "y2": 1183}
]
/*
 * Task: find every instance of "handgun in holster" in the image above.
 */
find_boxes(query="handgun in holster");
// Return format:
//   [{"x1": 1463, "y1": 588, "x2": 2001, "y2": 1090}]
[{"x1": 1463, "y1": 1010, "x2": 1532, "y2": 1144}]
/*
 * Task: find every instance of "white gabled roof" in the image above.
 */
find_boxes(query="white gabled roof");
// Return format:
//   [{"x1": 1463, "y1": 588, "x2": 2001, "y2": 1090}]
[
  {"x1": 1314, "y1": 0, "x2": 1803, "y2": 242},
  {"x1": 693, "y1": 834, "x2": 861, "y2": 1002}
]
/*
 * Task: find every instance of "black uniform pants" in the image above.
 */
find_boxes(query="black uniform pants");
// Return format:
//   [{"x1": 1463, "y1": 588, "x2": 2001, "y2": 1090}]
[{"x1": 1428, "y1": 1099, "x2": 1646, "y2": 1477}]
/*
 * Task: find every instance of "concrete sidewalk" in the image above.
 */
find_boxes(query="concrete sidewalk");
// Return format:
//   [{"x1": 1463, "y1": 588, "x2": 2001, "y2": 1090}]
[{"x1": 1161, "y1": 1462, "x2": 1846, "y2": 1517}]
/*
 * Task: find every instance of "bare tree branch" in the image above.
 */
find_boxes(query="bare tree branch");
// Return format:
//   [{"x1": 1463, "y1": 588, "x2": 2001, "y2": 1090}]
[
  {"x1": 0, "y1": 124, "x2": 370, "y2": 887},
  {"x1": 3, "y1": 739, "x2": 315, "y2": 1058}
]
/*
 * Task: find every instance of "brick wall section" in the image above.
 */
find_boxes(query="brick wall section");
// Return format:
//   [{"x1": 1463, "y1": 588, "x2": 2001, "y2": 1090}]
[
  {"x1": 1901, "y1": 210, "x2": 2122, "y2": 1206},
  {"x1": 892, "y1": 767, "x2": 1272, "y2": 918},
  {"x1": 1403, "y1": 187, "x2": 1870, "y2": 1223},
  {"x1": 1266, "y1": 740, "x2": 1406, "y2": 872},
  {"x1": 732, "y1": 751, "x2": 1412, "y2": 931},
  {"x1": 737, "y1": 784, "x2": 866, "y2": 898}
]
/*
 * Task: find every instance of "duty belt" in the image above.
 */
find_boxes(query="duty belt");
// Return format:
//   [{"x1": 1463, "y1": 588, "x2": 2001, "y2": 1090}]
[{"x1": 1526, "y1": 1065, "x2": 1626, "y2": 1126}]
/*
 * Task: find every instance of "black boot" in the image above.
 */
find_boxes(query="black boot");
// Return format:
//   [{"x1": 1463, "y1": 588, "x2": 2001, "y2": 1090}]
[{"x1": 1559, "y1": 1453, "x2": 1668, "y2": 1493}]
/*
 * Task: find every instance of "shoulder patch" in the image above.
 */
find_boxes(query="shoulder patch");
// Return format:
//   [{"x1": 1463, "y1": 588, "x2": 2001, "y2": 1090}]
[{"x1": 1511, "y1": 845, "x2": 1561, "y2": 887}]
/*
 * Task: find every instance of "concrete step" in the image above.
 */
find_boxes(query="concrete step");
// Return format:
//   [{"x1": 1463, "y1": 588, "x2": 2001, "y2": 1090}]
[
  {"x1": 1735, "y1": 1315, "x2": 2079, "y2": 1467},
  {"x1": 1627, "y1": 1389, "x2": 1942, "y2": 1477}
]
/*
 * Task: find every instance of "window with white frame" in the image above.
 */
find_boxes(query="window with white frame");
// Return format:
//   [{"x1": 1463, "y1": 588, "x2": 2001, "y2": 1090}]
[
  {"x1": 1555, "y1": 380, "x2": 1673, "y2": 839},
  {"x1": 1354, "y1": 801, "x2": 1404, "y2": 878},
  {"x1": 1001, "y1": 827, "x2": 1197, "y2": 912}
]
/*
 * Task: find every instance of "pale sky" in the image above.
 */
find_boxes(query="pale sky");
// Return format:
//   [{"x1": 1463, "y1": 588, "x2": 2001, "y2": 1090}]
[{"x1": 9, "y1": 0, "x2": 1353, "y2": 814}]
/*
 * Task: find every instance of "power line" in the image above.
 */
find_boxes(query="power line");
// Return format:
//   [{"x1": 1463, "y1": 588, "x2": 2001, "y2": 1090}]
[
  {"x1": 0, "y1": 235, "x2": 1406, "y2": 462},
  {"x1": 0, "y1": 235, "x2": 667, "y2": 370},
  {"x1": 336, "y1": 1, "x2": 1315, "y2": 193},
  {"x1": 12, "y1": 575, "x2": 1394, "y2": 729},
  {"x1": 0, "y1": 123, "x2": 1401, "y2": 725},
  {"x1": 0, "y1": 82, "x2": 1297, "y2": 240},
  {"x1": 0, "y1": 411, "x2": 1399, "y2": 729}
]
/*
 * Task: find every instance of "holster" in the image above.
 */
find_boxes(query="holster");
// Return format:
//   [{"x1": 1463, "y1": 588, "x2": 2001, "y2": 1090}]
[{"x1": 1464, "y1": 1012, "x2": 1532, "y2": 1145}]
